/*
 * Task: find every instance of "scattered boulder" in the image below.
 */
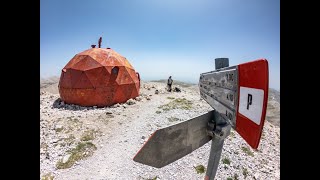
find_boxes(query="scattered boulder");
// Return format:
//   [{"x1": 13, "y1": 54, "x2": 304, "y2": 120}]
[
  {"x1": 65, "y1": 105, "x2": 71, "y2": 110},
  {"x1": 51, "y1": 139, "x2": 59, "y2": 144},
  {"x1": 173, "y1": 87, "x2": 181, "y2": 92},
  {"x1": 155, "y1": 90, "x2": 159, "y2": 94},
  {"x1": 55, "y1": 125, "x2": 63, "y2": 130},
  {"x1": 254, "y1": 172, "x2": 260, "y2": 179},
  {"x1": 126, "y1": 99, "x2": 136, "y2": 105},
  {"x1": 62, "y1": 154, "x2": 71, "y2": 163},
  {"x1": 140, "y1": 93, "x2": 148, "y2": 97},
  {"x1": 111, "y1": 103, "x2": 120, "y2": 108},
  {"x1": 135, "y1": 96, "x2": 142, "y2": 101},
  {"x1": 40, "y1": 148, "x2": 46, "y2": 155}
]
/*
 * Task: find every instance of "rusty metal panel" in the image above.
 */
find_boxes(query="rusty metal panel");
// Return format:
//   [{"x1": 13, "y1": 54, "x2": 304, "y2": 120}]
[
  {"x1": 120, "y1": 84, "x2": 135, "y2": 100},
  {"x1": 116, "y1": 67, "x2": 133, "y2": 85},
  {"x1": 84, "y1": 67, "x2": 110, "y2": 88},
  {"x1": 59, "y1": 70, "x2": 72, "y2": 88},
  {"x1": 96, "y1": 86, "x2": 119, "y2": 106},
  {"x1": 107, "y1": 56, "x2": 123, "y2": 67},
  {"x1": 64, "y1": 55, "x2": 86, "y2": 69},
  {"x1": 127, "y1": 69, "x2": 139, "y2": 83},
  {"x1": 59, "y1": 88, "x2": 98, "y2": 106},
  {"x1": 112, "y1": 85, "x2": 127, "y2": 103},
  {"x1": 131, "y1": 83, "x2": 140, "y2": 97},
  {"x1": 72, "y1": 55, "x2": 102, "y2": 71},
  {"x1": 68, "y1": 69, "x2": 83, "y2": 88},
  {"x1": 73, "y1": 72, "x2": 94, "y2": 89}
]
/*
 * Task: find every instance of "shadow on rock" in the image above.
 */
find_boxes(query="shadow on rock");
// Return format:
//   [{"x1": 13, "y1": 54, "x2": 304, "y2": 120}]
[{"x1": 52, "y1": 98, "x2": 97, "y2": 111}]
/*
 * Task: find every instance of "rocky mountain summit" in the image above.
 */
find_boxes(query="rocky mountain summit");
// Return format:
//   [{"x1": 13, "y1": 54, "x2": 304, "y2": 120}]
[{"x1": 40, "y1": 78, "x2": 280, "y2": 180}]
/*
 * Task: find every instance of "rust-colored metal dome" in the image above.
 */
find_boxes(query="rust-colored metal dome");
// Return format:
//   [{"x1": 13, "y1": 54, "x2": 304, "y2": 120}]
[{"x1": 58, "y1": 45, "x2": 140, "y2": 107}]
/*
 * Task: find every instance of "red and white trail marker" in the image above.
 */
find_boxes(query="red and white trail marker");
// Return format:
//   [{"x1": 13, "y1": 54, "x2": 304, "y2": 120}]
[
  {"x1": 200, "y1": 59, "x2": 268, "y2": 149},
  {"x1": 237, "y1": 59, "x2": 269, "y2": 149}
]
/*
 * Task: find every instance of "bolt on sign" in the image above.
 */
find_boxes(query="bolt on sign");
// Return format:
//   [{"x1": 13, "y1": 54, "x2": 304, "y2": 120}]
[{"x1": 133, "y1": 58, "x2": 269, "y2": 179}]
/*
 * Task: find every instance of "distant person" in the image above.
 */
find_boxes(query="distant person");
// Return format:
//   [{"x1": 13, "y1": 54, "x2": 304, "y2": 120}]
[{"x1": 167, "y1": 76, "x2": 173, "y2": 92}]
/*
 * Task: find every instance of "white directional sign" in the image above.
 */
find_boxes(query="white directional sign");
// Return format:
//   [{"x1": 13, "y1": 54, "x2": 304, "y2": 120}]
[{"x1": 199, "y1": 59, "x2": 268, "y2": 149}]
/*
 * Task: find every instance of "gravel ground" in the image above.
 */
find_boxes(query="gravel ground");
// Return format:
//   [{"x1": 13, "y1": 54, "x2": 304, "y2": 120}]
[{"x1": 40, "y1": 80, "x2": 280, "y2": 180}]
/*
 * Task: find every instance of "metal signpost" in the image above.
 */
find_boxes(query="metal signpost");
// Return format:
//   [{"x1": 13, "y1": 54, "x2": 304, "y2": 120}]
[{"x1": 134, "y1": 58, "x2": 269, "y2": 179}]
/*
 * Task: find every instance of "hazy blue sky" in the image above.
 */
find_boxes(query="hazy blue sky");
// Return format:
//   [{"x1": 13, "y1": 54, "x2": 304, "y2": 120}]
[{"x1": 41, "y1": 0, "x2": 280, "y2": 90}]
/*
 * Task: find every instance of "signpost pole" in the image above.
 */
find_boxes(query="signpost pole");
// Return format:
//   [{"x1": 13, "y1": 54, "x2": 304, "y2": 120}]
[
  {"x1": 205, "y1": 117, "x2": 231, "y2": 180},
  {"x1": 205, "y1": 58, "x2": 231, "y2": 180}
]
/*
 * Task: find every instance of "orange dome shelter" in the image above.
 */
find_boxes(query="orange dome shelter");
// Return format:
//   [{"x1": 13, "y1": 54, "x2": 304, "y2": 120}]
[{"x1": 58, "y1": 37, "x2": 140, "y2": 107}]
